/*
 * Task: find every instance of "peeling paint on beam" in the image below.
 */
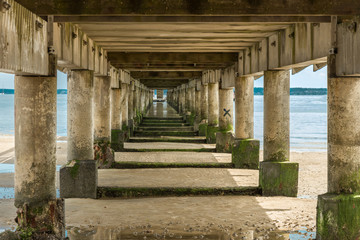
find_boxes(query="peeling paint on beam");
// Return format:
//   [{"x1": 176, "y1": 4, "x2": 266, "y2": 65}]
[{"x1": 15, "y1": 0, "x2": 360, "y2": 16}]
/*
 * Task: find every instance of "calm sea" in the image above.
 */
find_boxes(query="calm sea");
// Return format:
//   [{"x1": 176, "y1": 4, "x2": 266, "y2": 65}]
[{"x1": 0, "y1": 94, "x2": 327, "y2": 151}]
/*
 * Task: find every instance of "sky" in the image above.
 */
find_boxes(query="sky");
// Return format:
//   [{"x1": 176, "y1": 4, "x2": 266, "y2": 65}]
[{"x1": 0, "y1": 65, "x2": 327, "y2": 89}]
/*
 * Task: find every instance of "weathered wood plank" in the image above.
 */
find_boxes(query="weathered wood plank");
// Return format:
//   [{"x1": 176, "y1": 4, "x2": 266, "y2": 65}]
[
  {"x1": 294, "y1": 23, "x2": 311, "y2": 64},
  {"x1": 336, "y1": 16, "x2": 360, "y2": 76},
  {"x1": 0, "y1": 0, "x2": 48, "y2": 75},
  {"x1": 108, "y1": 52, "x2": 238, "y2": 64},
  {"x1": 14, "y1": 0, "x2": 360, "y2": 16},
  {"x1": 131, "y1": 71, "x2": 202, "y2": 79},
  {"x1": 221, "y1": 64, "x2": 236, "y2": 89},
  {"x1": 52, "y1": 16, "x2": 331, "y2": 23}
]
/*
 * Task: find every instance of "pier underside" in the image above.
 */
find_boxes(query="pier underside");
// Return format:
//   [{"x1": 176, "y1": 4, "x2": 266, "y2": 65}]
[{"x1": 1, "y1": 0, "x2": 360, "y2": 239}]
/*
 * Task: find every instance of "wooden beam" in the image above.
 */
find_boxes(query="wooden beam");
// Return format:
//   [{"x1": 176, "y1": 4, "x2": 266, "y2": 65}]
[
  {"x1": 51, "y1": 16, "x2": 331, "y2": 23},
  {"x1": 140, "y1": 79, "x2": 188, "y2": 88},
  {"x1": 131, "y1": 71, "x2": 202, "y2": 79},
  {"x1": 15, "y1": 0, "x2": 360, "y2": 16},
  {"x1": 0, "y1": 0, "x2": 48, "y2": 75},
  {"x1": 108, "y1": 52, "x2": 238, "y2": 64}
]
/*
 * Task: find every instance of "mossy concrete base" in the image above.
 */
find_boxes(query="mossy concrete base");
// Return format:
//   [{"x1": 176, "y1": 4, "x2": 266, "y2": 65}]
[
  {"x1": 186, "y1": 113, "x2": 196, "y2": 126},
  {"x1": 111, "y1": 129, "x2": 125, "y2": 151},
  {"x1": 206, "y1": 125, "x2": 219, "y2": 144},
  {"x1": 97, "y1": 186, "x2": 261, "y2": 198},
  {"x1": 199, "y1": 123, "x2": 208, "y2": 136},
  {"x1": 317, "y1": 193, "x2": 360, "y2": 240},
  {"x1": 15, "y1": 199, "x2": 65, "y2": 239},
  {"x1": 128, "y1": 119, "x2": 134, "y2": 137},
  {"x1": 232, "y1": 139, "x2": 260, "y2": 169},
  {"x1": 260, "y1": 161, "x2": 299, "y2": 197},
  {"x1": 112, "y1": 161, "x2": 233, "y2": 169},
  {"x1": 60, "y1": 160, "x2": 98, "y2": 198},
  {"x1": 216, "y1": 132, "x2": 234, "y2": 153}
]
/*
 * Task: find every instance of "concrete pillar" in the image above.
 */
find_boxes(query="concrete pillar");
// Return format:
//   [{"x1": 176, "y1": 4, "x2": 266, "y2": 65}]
[
  {"x1": 61, "y1": 70, "x2": 97, "y2": 199},
  {"x1": 93, "y1": 76, "x2": 111, "y2": 142},
  {"x1": 111, "y1": 88, "x2": 122, "y2": 130},
  {"x1": 110, "y1": 87, "x2": 123, "y2": 151},
  {"x1": 216, "y1": 87, "x2": 234, "y2": 153},
  {"x1": 185, "y1": 86, "x2": 191, "y2": 114},
  {"x1": 185, "y1": 87, "x2": 196, "y2": 125},
  {"x1": 15, "y1": 75, "x2": 64, "y2": 237},
  {"x1": 206, "y1": 82, "x2": 219, "y2": 143},
  {"x1": 133, "y1": 86, "x2": 138, "y2": 123},
  {"x1": 191, "y1": 87, "x2": 196, "y2": 113},
  {"x1": 157, "y1": 89, "x2": 164, "y2": 99},
  {"x1": 128, "y1": 82, "x2": 134, "y2": 135},
  {"x1": 121, "y1": 83, "x2": 129, "y2": 128},
  {"x1": 199, "y1": 83, "x2": 209, "y2": 136},
  {"x1": 180, "y1": 87, "x2": 186, "y2": 115},
  {"x1": 67, "y1": 70, "x2": 95, "y2": 161},
  {"x1": 140, "y1": 88, "x2": 145, "y2": 113},
  {"x1": 235, "y1": 76, "x2": 254, "y2": 139},
  {"x1": 317, "y1": 16, "x2": 360, "y2": 240},
  {"x1": 201, "y1": 84, "x2": 209, "y2": 121},
  {"x1": 260, "y1": 70, "x2": 298, "y2": 197},
  {"x1": 195, "y1": 87, "x2": 202, "y2": 131},
  {"x1": 232, "y1": 76, "x2": 259, "y2": 169}
]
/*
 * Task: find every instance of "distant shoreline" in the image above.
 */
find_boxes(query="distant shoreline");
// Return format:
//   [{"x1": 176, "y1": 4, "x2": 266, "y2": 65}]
[{"x1": 0, "y1": 88, "x2": 327, "y2": 96}]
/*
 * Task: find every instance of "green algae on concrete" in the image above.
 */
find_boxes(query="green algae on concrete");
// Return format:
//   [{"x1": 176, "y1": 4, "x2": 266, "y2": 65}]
[
  {"x1": 129, "y1": 137, "x2": 206, "y2": 144},
  {"x1": 317, "y1": 193, "x2": 360, "y2": 240},
  {"x1": 232, "y1": 139, "x2": 260, "y2": 169},
  {"x1": 97, "y1": 186, "x2": 261, "y2": 199},
  {"x1": 111, "y1": 129, "x2": 125, "y2": 151},
  {"x1": 60, "y1": 160, "x2": 98, "y2": 198},
  {"x1": 112, "y1": 162, "x2": 233, "y2": 169},
  {"x1": 123, "y1": 148, "x2": 216, "y2": 153},
  {"x1": 216, "y1": 132, "x2": 234, "y2": 153},
  {"x1": 134, "y1": 130, "x2": 198, "y2": 137},
  {"x1": 15, "y1": 199, "x2": 65, "y2": 240},
  {"x1": 186, "y1": 113, "x2": 196, "y2": 126},
  {"x1": 259, "y1": 161, "x2": 299, "y2": 197},
  {"x1": 206, "y1": 125, "x2": 218, "y2": 144},
  {"x1": 199, "y1": 123, "x2": 207, "y2": 136}
]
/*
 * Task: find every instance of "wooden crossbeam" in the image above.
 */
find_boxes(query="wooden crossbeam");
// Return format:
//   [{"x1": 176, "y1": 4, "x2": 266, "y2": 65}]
[{"x1": 15, "y1": 0, "x2": 360, "y2": 16}]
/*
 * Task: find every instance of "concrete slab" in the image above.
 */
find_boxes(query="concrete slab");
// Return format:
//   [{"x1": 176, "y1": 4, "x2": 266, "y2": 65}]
[
  {"x1": 98, "y1": 168, "x2": 258, "y2": 188},
  {"x1": 124, "y1": 142, "x2": 215, "y2": 150},
  {"x1": 115, "y1": 152, "x2": 231, "y2": 163},
  {"x1": 129, "y1": 136, "x2": 206, "y2": 143}
]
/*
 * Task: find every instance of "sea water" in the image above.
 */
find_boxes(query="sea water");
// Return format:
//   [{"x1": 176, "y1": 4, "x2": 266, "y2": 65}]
[{"x1": 0, "y1": 94, "x2": 327, "y2": 151}]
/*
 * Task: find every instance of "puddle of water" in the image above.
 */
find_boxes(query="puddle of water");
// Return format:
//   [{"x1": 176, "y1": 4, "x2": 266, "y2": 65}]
[
  {"x1": 66, "y1": 226, "x2": 316, "y2": 240},
  {"x1": 0, "y1": 164, "x2": 14, "y2": 173},
  {"x1": 297, "y1": 195, "x2": 317, "y2": 200},
  {"x1": 0, "y1": 164, "x2": 62, "y2": 173},
  {"x1": 0, "y1": 188, "x2": 60, "y2": 199}
]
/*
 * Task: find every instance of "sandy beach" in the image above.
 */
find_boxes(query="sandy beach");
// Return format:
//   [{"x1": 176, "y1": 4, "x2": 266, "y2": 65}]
[{"x1": 0, "y1": 135, "x2": 327, "y2": 239}]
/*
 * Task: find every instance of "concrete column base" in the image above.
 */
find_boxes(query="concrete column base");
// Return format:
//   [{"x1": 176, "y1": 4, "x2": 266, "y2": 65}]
[
  {"x1": 111, "y1": 129, "x2": 125, "y2": 151},
  {"x1": 128, "y1": 119, "x2": 134, "y2": 137},
  {"x1": 317, "y1": 193, "x2": 360, "y2": 240},
  {"x1": 216, "y1": 132, "x2": 234, "y2": 153},
  {"x1": 60, "y1": 160, "x2": 98, "y2": 198},
  {"x1": 206, "y1": 125, "x2": 219, "y2": 144},
  {"x1": 111, "y1": 128, "x2": 130, "y2": 149},
  {"x1": 232, "y1": 139, "x2": 260, "y2": 169},
  {"x1": 199, "y1": 121, "x2": 208, "y2": 136},
  {"x1": 15, "y1": 199, "x2": 65, "y2": 239},
  {"x1": 186, "y1": 113, "x2": 196, "y2": 126},
  {"x1": 260, "y1": 161, "x2": 299, "y2": 197}
]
